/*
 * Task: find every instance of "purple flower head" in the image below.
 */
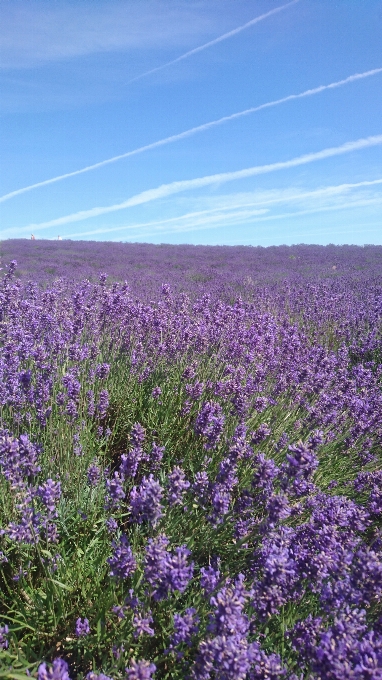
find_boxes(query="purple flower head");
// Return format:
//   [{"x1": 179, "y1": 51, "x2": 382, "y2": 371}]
[
  {"x1": 166, "y1": 545, "x2": 194, "y2": 593},
  {"x1": 144, "y1": 535, "x2": 170, "y2": 600},
  {"x1": 275, "y1": 432, "x2": 289, "y2": 451},
  {"x1": 195, "y1": 401, "x2": 225, "y2": 450},
  {"x1": 133, "y1": 611, "x2": 155, "y2": 638},
  {"x1": 266, "y1": 493, "x2": 291, "y2": 526},
  {"x1": 192, "y1": 634, "x2": 255, "y2": 680},
  {"x1": 126, "y1": 659, "x2": 156, "y2": 680},
  {"x1": 97, "y1": 389, "x2": 109, "y2": 419},
  {"x1": 0, "y1": 624, "x2": 9, "y2": 650},
  {"x1": 38, "y1": 658, "x2": 71, "y2": 680},
  {"x1": 229, "y1": 424, "x2": 251, "y2": 459},
  {"x1": 0, "y1": 432, "x2": 41, "y2": 487},
  {"x1": 284, "y1": 442, "x2": 319, "y2": 480},
  {"x1": 75, "y1": 617, "x2": 90, "y2": 637},
  {"x1": 37, "y1": 479, "x2": 61, "y2": 516},
  {"x1": 161, "y1": 283, "x2": 171, "y2": 296},
  {"x1": 106, "y1": 517, "x2": 118, "y2": 533},
  {"x1": 144, "y1": 535, "x2": 193, "y2": 601},
  {"x1": 149, "y1": 443, "x2": 165, "y2": 471},
  {"x1": 105, "y1": 472, "x2": 125, "y2": 510},
  {"x1": 290, "y1": 607, "x2": 382, "y2": 679},
  {"x1": 151, "y1": 386, "x2": 162, "y2": 399},
  {"x1": 86, "y1": 390, "x2": 95, "y2": 417},
  {"x1": 19, "y1": 369, "x2": 33, "y2": 390},
  {"x1": 185, "y1": 381, "x2": 204, "y2": 400},
  {"x1": 209, "y1": 574, "x2": 250, "y2": 637},
  {"x1": 87, "y1": 463, "x2": 101, "y2": 487},
  {"x1": 200, "y1": 559, "x2": 221, "y2": 595},
  {"x1": 95, "y1": 363, "x2": 110, "y2": 380},
  {"x1": 130, "y1": 475, "x2": 163, "y2": 526},
  {"x1": 66, "y1": 399, "x2": 78, "y2": 422},
  {"x1": 252, "y1": 454, "x2": 279, "y2": 492},
  {"x1": 130, "y1": 422, "x2": 145, "y2": 447},
  {"x1": 216, "y1": 456, "x2": 238, "y2": 491},
  {"x1": 108, "y1": 534, "x2": 136, "y2": 579},
  {"x1": 209, "y1": 484, "x2": 232, "y2": 526},
  {"x1": 167, "y1": 466, "x2": 190, "y2": 506},
  {"x1": 251, "y1": 423, "x2": 271, "y2": 445},
  {"x1": 193, "y1": 471, "x2": 210, "y2": 504},
  {"x1": 86, "y1": 674, "x2": 112, "y2": 680},
  {"x1": 62, "y1": 373, "x2": 81, "y2": 401},
  {"x1": 308, "y1": 429, "x2": 324, "y2": 450},
  {"x1": 120, "y1": 447, "x2": 144, "y2": 479},
  {"x1": 170, "y1": 608, "x2": 199, "y2": 648}
]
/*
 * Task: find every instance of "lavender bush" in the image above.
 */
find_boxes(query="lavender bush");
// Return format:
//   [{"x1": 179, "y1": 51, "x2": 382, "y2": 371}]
[{"x1": 0, "y1": 243, "x2": 381, "y2": 679}]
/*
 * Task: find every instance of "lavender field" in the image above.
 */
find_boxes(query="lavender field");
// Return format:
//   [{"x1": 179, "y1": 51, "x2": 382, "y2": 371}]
[{"x1": 1, "y1": 241, "x2": 382, "y2": 679}]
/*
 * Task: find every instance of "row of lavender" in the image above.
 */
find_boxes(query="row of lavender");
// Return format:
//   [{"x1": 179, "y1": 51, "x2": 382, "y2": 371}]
[{"x1": 0, "y1": 250, "x2": 382, "y2": 679}]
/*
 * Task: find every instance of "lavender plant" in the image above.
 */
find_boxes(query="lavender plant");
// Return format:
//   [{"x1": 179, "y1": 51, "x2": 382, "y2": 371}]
[{"x1": 0, "y1": 246, "x2": 381, "y2": 679}]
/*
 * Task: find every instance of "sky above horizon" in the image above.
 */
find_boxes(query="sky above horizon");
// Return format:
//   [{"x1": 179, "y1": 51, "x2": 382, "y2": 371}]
[{"x1": 1, "y1": 0, "x2": 382, "y2": 247}]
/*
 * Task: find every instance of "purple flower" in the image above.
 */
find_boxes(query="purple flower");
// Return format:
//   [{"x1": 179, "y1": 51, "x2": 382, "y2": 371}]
[
  {"x1": 97, "y1": 389, "x2": 109, "y2": 419},
  {"x1": 252, "y1": 454, "x2": 279, "y2": 492},
  {"x1": 108, "y1": 534, "x2": 136, "y2": 579},
  {"x1": 192, "y1": 635, "x2": 255, "y2": 680},
  {"x1": 166, "y1": 545, "x2": 194, "y2": 593},
  {"x1": 130, "y1": 422, "x2": 146, "y2": 447},
  {"x1": 133, "y1": 611, "x2": 155, "y2": 638},
  {"x1": 38, "y1": 658, "x2": 71, "y2": 680},
  {"x1": 86, "y1": 390, "x2": 95, "y2": 417},
  {"x1": 87, "y1": 463, "x2": 101, "y2": 487},
  {"x1": 149, "y1": 443, "x2": 165, "y2": 471},
  {"x1": 75, "y1": 617, "x2": 90, "y2": 637},
  {"x1": 0, "y1": 432, "x2": 41, "y2": 487},
  {"x1": 0, "y1": 624, "x2": 9, "y2": 649},
  {"x1": 151, "y1": 386, "x2": 162, "y2": 399},
  {"x1": 170, "y1": 608, "x2": 199, "y2": 648},
  {"x1": 284, "y1": 441, "x2": 319, "y2": 480},
  {"x1": 193, "y1": 471, "x2": 210, "y2": 504},
  {"x1": 209, "y1": 485, "x2": 231, "y2": 525},
  {"x1": 86, "y1": 674, "x2": 112, "y2": 680},
  {"x1": 144, "y1": 535, "x2": 193, "y2": 601},
  {"x1": 125, "y1": 660, "x2": 156, "y2": 680},
  {"x1": 195, "y1": 401, "x2": 225, "y2": 450},
  {"x1": 120, "y1": 447, "x2": 144, "y2": 479},
  {"x1": 105, "y1": 472, "x2": 125, "y2": 510},
  {"x1": 209, "y1": 574, "x2": 250, "y2": 637},
  {"x1": 95, "y1": 363, "x2": 110, "y2": 380},
  {"x1": 200, "y1": 560, "x2": 221, "y2": 595},
  {"x1": 251, "y1": 423, "x2": 271, "y2": 445},
  {"x1": 130, "y1": 475, "x2": 163, "y2": 526},
  {"x1": 37, "y1": 478, "x2": 61, "y2": 516},
  {"x1": 266, "y1": 493, "x2": 291, "y2": 526},
  {"x1": 105, "y1": 517, "x2": 118, "y2": 533},
  {"x1": 167, "y1": 466, "x2": 190, "y2": 506}
]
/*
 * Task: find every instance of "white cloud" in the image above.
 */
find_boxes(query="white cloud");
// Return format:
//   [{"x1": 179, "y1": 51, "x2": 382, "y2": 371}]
[
  {"x1": 2, "y1": 66, "x2": 381, "y2": 204},
  {"x1": 13, "y1": 134, "x2": 382, "y2": 234},
  {"x1": 0, "y1": 1, "x2": 222, "y2": 69}
]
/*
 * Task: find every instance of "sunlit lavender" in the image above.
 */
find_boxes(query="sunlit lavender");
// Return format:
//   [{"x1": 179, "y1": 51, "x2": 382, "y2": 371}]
[{"x1": 0, "y1": 241, "x2": 382, "y2": 679}]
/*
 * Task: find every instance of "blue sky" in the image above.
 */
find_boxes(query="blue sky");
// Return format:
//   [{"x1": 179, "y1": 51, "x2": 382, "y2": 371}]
[{"x1": 1, "y1": 0, "x2": 381, "y2": 246}]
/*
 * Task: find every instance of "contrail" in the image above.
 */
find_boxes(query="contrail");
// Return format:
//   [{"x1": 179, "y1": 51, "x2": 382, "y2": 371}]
[
  {"x1": 17, "y1": 134, "x2": 382, "y2": 233},
  {"x1": 62, "y1": 177, "x2": 382, "y2": 239},
  {"x1": 1, "y1": 66, "x2": 381, "y2": 204},
  {"x1": 127, "y1": 0, "x2": 301, "y2": 84}
]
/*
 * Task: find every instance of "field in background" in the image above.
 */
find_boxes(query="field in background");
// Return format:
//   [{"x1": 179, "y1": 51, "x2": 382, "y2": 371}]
[{"x1": 0, "y1": 242, "x2": 381, "y2": 679}]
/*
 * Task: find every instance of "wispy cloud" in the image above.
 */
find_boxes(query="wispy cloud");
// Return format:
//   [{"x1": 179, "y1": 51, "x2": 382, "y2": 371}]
[
  {"x1": 3, "y1": 64, "x2": 381, "y2": 203},
  {"x1": 63, "y1": 178, "x2": 382, "y2": 240},
  {"x1": 15, "y1": 134, "x2": 382, "y2": 234},
  {"x1": 119, "y1": 196, "x2": 382, "y2": 242},
  {"x1": 0, "y1": 2, "x2": 222, "y2": 69},
  {"x1": 127, "y1": 0, "x2": 300, "y2": 84}
]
